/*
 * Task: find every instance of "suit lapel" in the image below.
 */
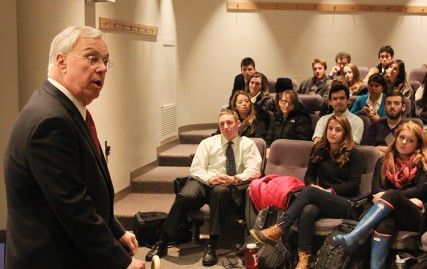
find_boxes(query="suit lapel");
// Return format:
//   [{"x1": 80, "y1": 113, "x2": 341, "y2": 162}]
[{"x1": 42, "y1": 81, "x2": 115, "y2": 197}]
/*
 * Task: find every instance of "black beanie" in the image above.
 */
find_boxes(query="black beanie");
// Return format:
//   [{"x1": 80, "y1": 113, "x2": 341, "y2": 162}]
[{"x1": 275, "y1": 78, "x2": 293, "y2": 93}]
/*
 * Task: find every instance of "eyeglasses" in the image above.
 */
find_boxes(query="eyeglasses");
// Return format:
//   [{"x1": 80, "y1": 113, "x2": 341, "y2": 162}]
[
  {"x1": 70, "y1": 54, "x2": 113, "y2": 68},
  {"x1": 279, "y1": 99, "x2": 291, "y2": 105}
]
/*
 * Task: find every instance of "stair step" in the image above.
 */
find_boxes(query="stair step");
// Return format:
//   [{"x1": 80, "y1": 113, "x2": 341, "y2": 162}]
[
  {"x1": 158, "y1": 144, "x2": 198, "y2": 167},
  {"x1": 115, "y1": 193, "x2": 175, "y2": 230},
  {"x1": 180, "y1": 129, "x2": 216, "y2": 144},
  {"x1": 132, "y1": 166, "x2": 190, "y2": 193}
]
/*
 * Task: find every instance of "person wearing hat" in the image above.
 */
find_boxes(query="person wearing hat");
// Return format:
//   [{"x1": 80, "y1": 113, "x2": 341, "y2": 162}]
[{"x1": 268, "y1": 77, "x2": 294, "y2": 114}]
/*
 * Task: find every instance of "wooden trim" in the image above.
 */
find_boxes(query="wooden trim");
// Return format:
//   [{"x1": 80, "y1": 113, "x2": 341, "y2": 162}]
[
  {"x1": 99, "y1": 17, "x2": 159, "y2": 35},
  {"x1": 227, "y1": 2, "x2": 427, "y2": 15},
  {"x1": 0, "y1": 230, "x2": 5, "y2": 243},
  {"x1": 114, "y1": 186, "x2": 131, "y2": 202}
]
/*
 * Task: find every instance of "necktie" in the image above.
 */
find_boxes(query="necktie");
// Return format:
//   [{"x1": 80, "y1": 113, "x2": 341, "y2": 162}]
[
  {"x1": 226, "y1": 141, "x2": 236, "y2": 176},
  {"x1": 85, "y1": 110, "x2": 102, "y2": 156}
]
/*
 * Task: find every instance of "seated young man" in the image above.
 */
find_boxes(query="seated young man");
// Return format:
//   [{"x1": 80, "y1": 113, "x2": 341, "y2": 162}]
[
  {"x1": 363, "y1": 45, "x2": 394, "y2": 84},
  {"x1": 313, "y1": 84, "x2": 364, "y2": 144},
  {"x1": 328, "y1": 51, "x2": 351, "y2": 80},
  {"x1": 298, "y1": 58, "x2": 330, "y2": 99},
  {"x1": 362, "y1": 90, "x2": 408, "y2": 153},
  {"x1": 232, "y1": 57, "x2": 256, "y2": 92},
  {"x1": 146, "y1": 109, "x2": 262, "y2": 267}
]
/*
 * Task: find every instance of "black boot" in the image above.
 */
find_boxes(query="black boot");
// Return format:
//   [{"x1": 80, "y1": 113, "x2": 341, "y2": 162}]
[
  {"x1": 145, "y1": 241, "x2": 167, "y2": 261},
  {"x1": 202, "y1": 243, "x2": 217, "y2": 266}
]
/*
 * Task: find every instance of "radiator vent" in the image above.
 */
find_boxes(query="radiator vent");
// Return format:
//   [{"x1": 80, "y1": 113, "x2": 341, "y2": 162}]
[{"x1": 161, "y1": 104, "x2": 177, "y2": 141}]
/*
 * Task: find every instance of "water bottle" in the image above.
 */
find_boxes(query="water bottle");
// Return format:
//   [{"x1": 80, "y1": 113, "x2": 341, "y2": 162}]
[{"x1": 244, "y1": 243, "x2": 258, "y2": 269}]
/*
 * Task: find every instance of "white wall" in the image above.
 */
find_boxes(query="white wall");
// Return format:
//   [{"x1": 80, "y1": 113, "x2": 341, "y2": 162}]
[
  {"x1": 0, "y1": 0, "x2": 19, "y2": 229},
  {"x1": 17, "y1": 0, "x2": 85, "y2": 106},
  {"x1": 174, "y1": 0, "x2": 427, "y2": 126},
  {"x1": 94, "y1": 0, "x2": 166, "y2": 191}
]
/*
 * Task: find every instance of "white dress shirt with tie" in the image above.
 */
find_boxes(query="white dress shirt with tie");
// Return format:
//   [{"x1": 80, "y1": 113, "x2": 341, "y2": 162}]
[{"x1": 190, "y1": 134, "x2": 262, "y2": 185}]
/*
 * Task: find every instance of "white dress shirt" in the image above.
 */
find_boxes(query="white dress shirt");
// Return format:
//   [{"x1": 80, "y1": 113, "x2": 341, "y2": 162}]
[
  {"x1": 190, "y1": 134, "x2": 262, "y2": 185},
  {"x1": 312, "y1": 109, "x2": 364, "y2": 144},
  {"x1": 48, "y1": 77, "x2": 87, "y2": 120}
]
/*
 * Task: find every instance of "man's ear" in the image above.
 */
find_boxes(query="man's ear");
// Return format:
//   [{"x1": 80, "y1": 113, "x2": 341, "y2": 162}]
[
  {"x1": 236, "y1": 119, "x2": 242, "y2": 129},
  {"x1": 402, "y1": 103, "x2": 406, "y2": 112},
  {"x1": 56, "y1": 53, "x2": 67, "y2": 73}
]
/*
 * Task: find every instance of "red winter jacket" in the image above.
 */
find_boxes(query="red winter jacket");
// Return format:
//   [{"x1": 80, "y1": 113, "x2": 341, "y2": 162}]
[{"x1": 249, "y1": 174, "x2": 305, "y2": 211}]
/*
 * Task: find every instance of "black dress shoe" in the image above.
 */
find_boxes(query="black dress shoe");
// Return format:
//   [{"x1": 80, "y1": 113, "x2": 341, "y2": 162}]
[
  {"x1": 202, "y1": 243, "x2": 217, "y2": 266},
  {"x1": 145, "y1": 241, "x2": 167, "y2": 261}
]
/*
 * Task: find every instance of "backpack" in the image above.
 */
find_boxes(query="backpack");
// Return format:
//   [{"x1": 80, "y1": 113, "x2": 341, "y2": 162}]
[
  {"x1": 314, "y1": 221, "x2": 369, "y2": 269},
  {"x1": 251, "y1": 206, "x2": 294, "y2": 269},
  {"x1": 133, "y1": 211, "x2": 192, "y2": 247}
]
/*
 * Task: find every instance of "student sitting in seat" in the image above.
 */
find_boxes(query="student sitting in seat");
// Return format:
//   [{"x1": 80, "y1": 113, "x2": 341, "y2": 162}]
[
  {"x1": 350, "y1": 73, "x2": 387, "y2": 123},
  {"x1": 269, "y1": 77, "x2": 294, "y2": 114},
  {"x1": 246, "y1": 72, "x2": 272, "y2": 112},
  {"x1": 313, "y1": 84, "x2": 364, "y2": 144},
  {"x1": 334, "y1": 121, "x2": 427, "y2": 269},
  {"x1": 146, "y1": 110, "x2": 262, "y2": 267},
  {"x1": 362, "y1": 90, "x2": 407, "y2": 153},
  {"x1": 251, "y1": 115, "x2": 363, "y2": 269},
  {"x1": 344, "y1": 63, "x2": 367, "y2": 96},
  {"x1": 267, "y1": 89, "x2": 313, "y2": 146},
  {"x1": 328, "y1": 51, "x2": 351, "y2": 80},
  {"x1": 385, "y1": 59, "x2": 414, "y2": 101},
  {"x1": 364, "y1": 45, "x2": 394, "y2": 84},
  {"x1": 298, "y1": 58, "x2": 330, "y2": 100},
  {"x1": 230, "y1": 90, "x2": 271, "y2": 141}
]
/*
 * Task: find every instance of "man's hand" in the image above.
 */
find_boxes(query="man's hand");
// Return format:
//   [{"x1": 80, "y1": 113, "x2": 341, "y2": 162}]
[
  {"x1": 127, "y1": 258, "x2": 145, "y2": 269},
  {"x1": 329, "y1": 66, "x2": 339, "y2": 77},
  {"x1": 119, "y1": 231, "x2": 138, "y2": 256},
  {"x1": 376, "y1": 146, "x2": 388, "y2": 154},
  {"x1": 310, "y1": 184, "x2": 331, "y2": 193},
  {"x1": 373, "y1": 191, "x2": 385, "y2": 203},
  {"x1": 410, "y1": 198, "x2": 424, "y2": 209},
  {"x1": 361, "y1": 106, "x2": 371, "y2": 116},
  {"x1": 208, "y1": 176, "x2": 227, "y2": 186},
  {"x1": 208, "y1": 175, "x2": 239, "y2": 186}
]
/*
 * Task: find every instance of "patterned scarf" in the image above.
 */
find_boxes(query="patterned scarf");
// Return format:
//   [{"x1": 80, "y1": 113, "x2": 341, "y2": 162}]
[{"x1": 386, "y1": 155, "x2": 417, "y2": 188}]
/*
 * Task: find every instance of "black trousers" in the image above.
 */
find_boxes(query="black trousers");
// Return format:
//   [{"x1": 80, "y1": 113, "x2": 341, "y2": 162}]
[
  {"x1": 162, "y1": 179, "x2": 235, "y2": 239},
  {"x1": 375, "y1": 189, "x2": 425, "y2": 235},
  {"x1": 278, "y1": 186, "x2": 356, "y2": 251}
]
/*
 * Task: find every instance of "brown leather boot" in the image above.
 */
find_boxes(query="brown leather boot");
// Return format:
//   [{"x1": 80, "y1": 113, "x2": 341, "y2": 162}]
[
  {"x1": 295, "y1": 250, "x2": 311, "y2": 269},
  {"x1": 250, "y1": 224, "x2": 285, "y2": 246}
]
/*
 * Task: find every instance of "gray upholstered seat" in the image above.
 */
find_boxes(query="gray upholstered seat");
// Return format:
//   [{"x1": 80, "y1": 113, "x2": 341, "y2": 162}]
[
  {"x1": 298, "y1": 94, "x2": 325, "y2": 114},
  {"x1": 408, "y1": 67, "x2": 427, "y2": 84}
]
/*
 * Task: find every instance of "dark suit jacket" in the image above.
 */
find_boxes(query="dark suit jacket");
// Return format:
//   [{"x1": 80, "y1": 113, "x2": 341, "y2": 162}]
[{"x1": 4, "y1": 81, "x2": 132, "y2": 269}]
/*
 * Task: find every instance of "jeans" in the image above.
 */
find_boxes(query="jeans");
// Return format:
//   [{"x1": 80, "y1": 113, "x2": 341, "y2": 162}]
[{"x1": 278, "y1": 186, "x2": 355, "y2": 251}]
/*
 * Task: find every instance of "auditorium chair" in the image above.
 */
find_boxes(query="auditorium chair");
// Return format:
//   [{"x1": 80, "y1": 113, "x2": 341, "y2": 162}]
[
  {"x1": 184, "y1": 138, "x2": 267, "y2": 242},
  {"x1": 298, "y1": 94, "x2": 325, "y2": 115},
  {"x1": 408, "y1": 67, "x2": 427, "y2": 84},
  {"x1": 250, "y1": 139, "x2": 381, "y2": 236},
  {"x1": 358, "y1": 66, "x2": 369, "y2": 80}
]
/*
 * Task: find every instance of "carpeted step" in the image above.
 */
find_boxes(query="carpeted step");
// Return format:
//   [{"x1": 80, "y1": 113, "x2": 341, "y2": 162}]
[
  {"x1": 158, "y1": 144, "x2": 198, "y2": 167},
  {"x1": 131, "y1": 166, "x2": 190, "y2": 193},
  {"x1": 115, "y1": 193, "x2": 175, "y2": 230},
  {"x1": 180, "y1": 129, "x2": 217, "y2": 144}
]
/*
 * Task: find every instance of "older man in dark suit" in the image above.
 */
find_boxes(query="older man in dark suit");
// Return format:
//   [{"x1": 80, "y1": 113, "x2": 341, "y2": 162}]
[{"x1": 4, "y1": 26, "x2": 144, "y2": 269}]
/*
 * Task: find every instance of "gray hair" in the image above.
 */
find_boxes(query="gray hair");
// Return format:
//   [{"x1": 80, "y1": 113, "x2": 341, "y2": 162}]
[{"x1": 47, "y1": 26, "x2": 103, "y2": 74}]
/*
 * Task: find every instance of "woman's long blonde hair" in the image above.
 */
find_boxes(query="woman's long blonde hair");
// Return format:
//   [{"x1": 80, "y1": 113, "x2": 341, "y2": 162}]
[
  {"x1": 310, "y1": 115, "x2": 355, "y2": 167},
  {"x1": 381, "y1": 121, "x2": 427, "y2": 185},
  {"x1": 230, "y1": 90, "x2": 256, "y2": 133}
]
